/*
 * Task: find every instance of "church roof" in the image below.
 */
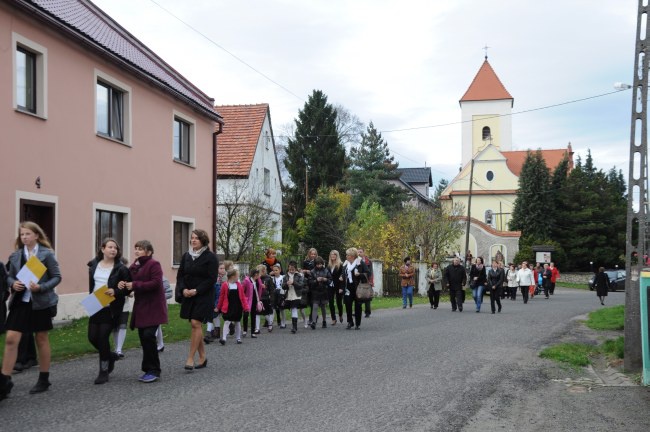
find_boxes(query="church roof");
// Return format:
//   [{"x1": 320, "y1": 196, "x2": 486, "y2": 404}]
[
  {"x1": 460, "y1": 59, "x2": 513, "y2": 106},
  {"x1": 215, "y1": 104, "x2": 270, "y2": 177},
  {"x1": 501, "y1": 148, "x2": 573, "y2": 176},
  {"x1": 395, "y1": 167, "x2": 433, "y2": 186}
]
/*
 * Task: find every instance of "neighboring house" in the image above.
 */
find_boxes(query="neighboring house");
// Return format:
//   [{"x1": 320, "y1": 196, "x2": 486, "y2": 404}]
[
  {"x1": 215, "y1": 104, "x2": 283, "y2": 258},
  {"x1": 391, "y1": 167, "x2": 434, "y2": 207},
  {"x1": 0, "y1": 0, "x2": 223, "y2": 318},
  {"x1": 439, "y1": 57, "x2": 574, "y2": 263}
]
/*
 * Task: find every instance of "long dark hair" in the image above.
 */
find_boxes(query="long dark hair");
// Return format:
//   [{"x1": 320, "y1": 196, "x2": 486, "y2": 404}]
[{"x1": 96, "y1": 237, "x2": 123, "y2": 262}]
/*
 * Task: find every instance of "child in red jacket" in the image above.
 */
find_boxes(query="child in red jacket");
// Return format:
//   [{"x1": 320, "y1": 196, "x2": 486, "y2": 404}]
[{"x1": 216, "y1": 269, "x2": 249, "y2": 345}]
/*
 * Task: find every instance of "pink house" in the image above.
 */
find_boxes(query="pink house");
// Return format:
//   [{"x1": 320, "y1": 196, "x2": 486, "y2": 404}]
[{"x1": 0, "y1": 0, "x2": 223, "y2": 318}]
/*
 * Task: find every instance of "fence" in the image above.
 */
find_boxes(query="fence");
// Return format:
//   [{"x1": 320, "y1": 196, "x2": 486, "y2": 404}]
[{"x1": 382, "y1": 267, "x2": 420, "y2": 297}]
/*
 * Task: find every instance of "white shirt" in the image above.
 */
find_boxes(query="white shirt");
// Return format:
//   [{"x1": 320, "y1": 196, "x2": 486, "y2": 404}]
[
  {"x1": 516, "y1": 268, "x2": 534, "y2": 286},
  {"x1": 93, "y1": 265, "x2": 112, "y2": 292},
  {"x1": 21, "y1": 244, "x2": 40, "y2": 302}
]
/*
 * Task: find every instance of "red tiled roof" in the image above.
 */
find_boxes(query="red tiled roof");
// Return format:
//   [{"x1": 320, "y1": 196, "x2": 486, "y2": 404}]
[
  {"x1": 501, "y1": 147, "x2": 574, "y2": 177},
  {"x1": 216, "y1": 104, "x2": 269, "y2": 177},
  {"x1": 460, "y1": 59, "x2": 513, "y2": 105},
  {"x1": 16, "y1": 0, "x2": 221, "y2": 122}
]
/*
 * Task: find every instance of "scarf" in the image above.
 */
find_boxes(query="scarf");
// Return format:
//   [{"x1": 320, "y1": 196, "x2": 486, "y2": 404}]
[
  {"x1": 476, "y1": 263, "x2": 484, "y2": 271},
  {"x1": 345, "y1": 259, "x2": 359, "y2": 283},
  {"x1": 188, "y1": 246, "x2": 207, "y2": 260}
]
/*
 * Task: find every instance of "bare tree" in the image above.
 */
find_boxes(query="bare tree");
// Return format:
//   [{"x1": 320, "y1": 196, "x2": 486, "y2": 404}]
[
  {"x1": 333, "y1": 103, "x2": 364, "y2": 149},
  {"x1": 216, "y1": 180, "x2": 276, "y2": 261}
]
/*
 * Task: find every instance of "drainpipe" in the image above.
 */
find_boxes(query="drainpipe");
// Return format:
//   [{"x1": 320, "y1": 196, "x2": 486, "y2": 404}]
[{"x1": 213, "y1": 123, "x2": 223, "y2": 253}]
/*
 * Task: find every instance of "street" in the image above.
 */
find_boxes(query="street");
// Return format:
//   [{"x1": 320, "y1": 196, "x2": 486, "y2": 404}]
[{"x1": 1, "y1": 288, "x2": 646, "y2": 432}]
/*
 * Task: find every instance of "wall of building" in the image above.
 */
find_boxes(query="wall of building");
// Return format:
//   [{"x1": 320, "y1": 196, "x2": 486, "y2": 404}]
[
  {"x1": 461, "y1": 99, "x2": 512, "y2": 166},
  {"x1": 0, "y1": 5, "x2": 216, "y2": 318}
]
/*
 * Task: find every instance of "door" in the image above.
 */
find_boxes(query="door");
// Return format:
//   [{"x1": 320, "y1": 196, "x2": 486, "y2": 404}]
[{"x1": 20, "y1": 199, "x2": 56, "y2": 249}]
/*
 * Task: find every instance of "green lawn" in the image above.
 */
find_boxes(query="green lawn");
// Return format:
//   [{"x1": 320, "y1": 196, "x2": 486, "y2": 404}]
[
  {"x1": 584, "y1": 305, "x2": 625, "y2": 330},
  {"x1": 539, "y1": 343, "x2": 597, "y2": 367},
  {"x1": 556, "y1": 282, "x2": 589, "y2": 290}
]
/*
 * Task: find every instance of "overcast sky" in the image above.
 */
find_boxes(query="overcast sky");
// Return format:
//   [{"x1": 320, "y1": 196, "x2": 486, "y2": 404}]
[{"x1": 93, "y1": 0, "x2": 636, "y2": 184}]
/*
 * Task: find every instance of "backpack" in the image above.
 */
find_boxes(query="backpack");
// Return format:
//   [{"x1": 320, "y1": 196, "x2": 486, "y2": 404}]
[{"x1": 162, "y1": 276, "x2": 172, "y2": 300}]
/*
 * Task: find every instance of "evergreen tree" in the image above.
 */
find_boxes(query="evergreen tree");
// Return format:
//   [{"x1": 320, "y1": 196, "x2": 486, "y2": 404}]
[
  {"x1": 299, "y1": 188, "x2": 347, "y2": 255},
  {"x1": 285, "y1": 90, "x2": 345, "y2": 220},
  {"x1": 432, "y1": 178, "x2": 449, "y2": 208},
  {"x1": 345, "y1": 121, "x2": 408, "y2": 216},
  {"x1": 509, "y1": 150, "x2": 553, "y2": 240}
]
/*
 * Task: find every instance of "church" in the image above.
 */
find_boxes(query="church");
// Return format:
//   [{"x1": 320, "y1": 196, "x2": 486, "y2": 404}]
[{"x1": 439, "y1": 57, "x2": 574, "y2": 265}]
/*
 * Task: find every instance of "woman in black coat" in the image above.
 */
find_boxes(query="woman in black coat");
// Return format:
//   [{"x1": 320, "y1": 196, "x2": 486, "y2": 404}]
[
  {"x1": 0, "y1": 261, "x2": 8, "y2": 336},
  {"x1": 87, "y1": 238, "x2": 130, "y2": 384},
  {"x1": 594, "y1": 267, "x2": 610, "y2": 306},
  {"x1": 340, "y1": 248, "x2": 370, "y2": 330},
  {"x1": 176, "y1": 229, "x2": 218, "y2": 370},
  {"x1": 469, "y1": 257, "x2": 488, "y2": 313}
]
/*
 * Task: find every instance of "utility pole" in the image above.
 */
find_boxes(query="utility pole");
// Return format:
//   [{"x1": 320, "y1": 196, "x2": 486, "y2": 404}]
[
  {"x1": 464, "y1": 159, "x2": 475, "y2": 265},
  {"x1": 624, "y1": 0, "x2": 648, "y2": 371}
]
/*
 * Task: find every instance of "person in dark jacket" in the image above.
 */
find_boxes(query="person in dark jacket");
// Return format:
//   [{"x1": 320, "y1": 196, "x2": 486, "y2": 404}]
[
  {"x1": 1, "y1": 221, "x2": 61, "y2": 399},
  {"x1": 469, "y1": 257, "x2": 488, "y2": 313},
  {"x1": 444, "y1": 257, "x2": 467, "y2": 312},
  {"x1": 341, "y1": 248, "x2": 370, "y2": 330},
  {"x1": 487, "y1": 260, "x2": 504, "y2": 314},
  {"x1": 594, "y1": 267, "x2": 610, "y2": 306},
  {"x1": 0, "y1": 262, "x2": 7, "y2": 336},
  {"x1": 120, "y1": 240, "x2": 167, "y2": 383},
  {"x1": 87, "y1": 238, "x2": 130, "y2": 384},
  {"x1": 176, "y1": 229, "x2": 218, "y2": 371},
  {"x1": 308, "y1": 256, "x2": 332, "y2": 329},
  {"x1": 283, "y1": 261, "x2": 305, "y2": 334},
  {"x1": 542, "y1": 263, "x2": 552, "y2": 299},
  {"x1": 327, "y1": 250, "x2": 344, "y2": 325}
]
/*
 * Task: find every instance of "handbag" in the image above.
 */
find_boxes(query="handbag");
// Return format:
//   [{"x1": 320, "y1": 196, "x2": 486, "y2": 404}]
[
  {"x1": 355, "y1": 275, "x2": 373, "y2": 300},
  {"x1": 254, "y1": 284, "x2": 264, "y2": 313}
]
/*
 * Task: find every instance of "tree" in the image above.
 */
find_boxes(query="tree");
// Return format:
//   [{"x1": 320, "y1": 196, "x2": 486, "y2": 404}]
[
  {"x1": 298, "y1": 187, "x2": 350, "y2": 257},
  {"x1": 432, "y1": 178, "x2": 449, "y2": 207},
  {"x1": 216, "y1": 180, "x2": 276, "y2": 262},
  {"x1": 333, "y1": 104, "x2": 364, "y2": 149},
  {"x1": 509, "y1": 149, "x2": 553, "y2": 240},
  {"x1": 285, "y1": 90, "x2": 345, "y2": 221},
  {"x1": 346, "y1": 200, "x2": 389, "y2": 259},
  {"x1": 345, "y1": 121, "x2": 408, "y2": 216}
]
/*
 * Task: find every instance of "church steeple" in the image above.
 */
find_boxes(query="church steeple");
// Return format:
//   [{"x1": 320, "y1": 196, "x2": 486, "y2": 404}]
[{"x1": 459, "y1": 58, "x2": 514, "y2": 166}]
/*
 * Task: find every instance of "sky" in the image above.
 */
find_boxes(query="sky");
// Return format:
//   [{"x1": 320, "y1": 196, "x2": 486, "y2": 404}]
[{"x1": 93, "y1": 0, "x2": 637, "y2": 185}]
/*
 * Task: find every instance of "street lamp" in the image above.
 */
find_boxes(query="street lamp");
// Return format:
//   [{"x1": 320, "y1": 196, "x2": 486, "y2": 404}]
[{"x1": 590, "y1": 261, "x2": 594, "y2": 274}]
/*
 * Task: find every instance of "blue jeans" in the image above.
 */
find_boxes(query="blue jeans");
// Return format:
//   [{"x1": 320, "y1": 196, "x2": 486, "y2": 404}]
[
  {"x1": 402, "y1": 286, "x2": 413, "y2": 307},
  {"x1": 472, "y1": 285, "x2": 485, "y2": 310}
]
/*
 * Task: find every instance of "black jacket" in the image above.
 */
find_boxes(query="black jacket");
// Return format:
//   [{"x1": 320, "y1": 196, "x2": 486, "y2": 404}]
[
  {"x1": 469, "y1": 265, "x2": 488, "y2": 287},
  {"x1": 341, "y1": 259, "x2": 370, "y2": 299},
  {"x1": 87, "y1": 258, "x2": 130, "y2": 319},
  {"x1": 309, "y1": 266, "x2": 332, "y2": 303},
  {"x1": 177, "y1": 250, "x2": 219, "y2": 319},
  {"x1": 444, "y1": 264, "x2": 467, "y2": 289},
  {"x1": 0, "y1": 261, "x2": 7, "y2": 334},
  {"x1": 487, "y1": 267, "x2": 504, "y2": 288}
]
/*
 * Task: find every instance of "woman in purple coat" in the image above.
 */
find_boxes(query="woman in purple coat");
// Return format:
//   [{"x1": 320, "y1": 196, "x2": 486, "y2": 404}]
[{"x1": 119, "y1": 240, "x2": 167, "y2": 383}]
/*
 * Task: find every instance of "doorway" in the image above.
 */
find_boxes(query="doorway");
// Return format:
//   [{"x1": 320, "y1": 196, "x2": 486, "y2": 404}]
[{"x1": 20, "y1": 199, "x2": 56, "y2": 248}]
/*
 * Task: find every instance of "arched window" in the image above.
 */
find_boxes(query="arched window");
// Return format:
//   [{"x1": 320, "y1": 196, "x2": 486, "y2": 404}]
[{"x1": 482, "y1": 126, "x2": 491, "y2": 141}]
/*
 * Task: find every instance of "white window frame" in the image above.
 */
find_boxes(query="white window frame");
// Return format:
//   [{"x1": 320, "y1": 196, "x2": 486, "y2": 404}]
[
  {"x1": 264, "y1": 168, "x2": 271, "y2": 196},
  {"x1": 172, "y1": 110, "x2": 196, "y2": 167},
  {"x1": 171, "y1": 216, "x2": 195, "y2": 268},
  {"x1": 12, "y1": 33, "x2": 48, "y2": 119},
  {"x1": 92, "y1": 203, "x2": 131, "y2": 261},
  {"x1": 94, "y1": 69, "x2": 132, "y2": 146}
]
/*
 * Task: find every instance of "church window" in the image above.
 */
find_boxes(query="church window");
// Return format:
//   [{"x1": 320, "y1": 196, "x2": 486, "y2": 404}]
[
  {"x1": 482, "y1": 126, "x2": 491, "y2": 141},
  {"x1": 486, "y1": 170, "x2": 494, "y2": 181}
]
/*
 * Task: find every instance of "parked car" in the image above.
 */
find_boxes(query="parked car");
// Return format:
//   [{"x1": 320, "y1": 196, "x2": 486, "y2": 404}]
[{"x1": 588, "y1": 269, "x2": 626, "y2": 291}]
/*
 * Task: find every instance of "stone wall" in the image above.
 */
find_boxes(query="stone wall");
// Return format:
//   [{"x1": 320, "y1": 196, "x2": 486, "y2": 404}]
[{"x1": 557, "y1": 272, "x2": 593, "y2": 284}]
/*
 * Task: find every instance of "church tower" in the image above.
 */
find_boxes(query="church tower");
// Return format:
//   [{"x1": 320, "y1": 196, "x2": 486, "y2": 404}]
[{"x1": 459, "y1": 58, "x2": 513, "y2": 166}]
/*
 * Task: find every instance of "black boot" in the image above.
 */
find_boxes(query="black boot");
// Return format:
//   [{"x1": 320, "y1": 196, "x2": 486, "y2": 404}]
[
  {"x1": 0, "y1": 374, "x2": 14, "y2": 401},
  {"x1": 291, "y1": 318, "x2": 298, "y2": 334},
  {"x1": 95, "y1": 361, "x2": 109, "y2": 385},
  {"x1": 108, "y1": 352, "x2": 118, "y2": 374},
  {"x1": 29, "y1": 372, "x2": 51, "y2": 394}
]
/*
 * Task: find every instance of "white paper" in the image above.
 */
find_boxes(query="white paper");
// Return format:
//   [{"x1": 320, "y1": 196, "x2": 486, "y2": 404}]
[
  {"x1": 16, "y1": 265, "x2": 40, "y2": 288},
  {"x1": 81, "y1": 293, "x2": 103, "y2": 316}
]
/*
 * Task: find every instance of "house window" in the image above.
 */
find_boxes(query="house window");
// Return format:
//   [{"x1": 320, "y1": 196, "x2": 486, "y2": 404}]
[
  {"x1": 264, "y1": 168, "x2": 271, "y2": 195},
  {"x1": 172, "y1": 111, "x2": 196, "y2": 166},
  {"x1": 486, "y1": 170, "x2": 494, "y2": 181},
  {"x1": 96, "y1": 82, "x2": 124, "y2": 140},
  {"x1": 265, "y1": 131, "x2": 270, "y2": 150},
  {"x1": 95, "y1": 209, "x2": 125, "y2": 253},
  {"x1": 173, "y1": 118, "x2": 191, "y2": 164},
  {"x1": 16, "y1": 47, "x2": 36, "y2": 113},
  {"x1": 485, "y1": 210, "x2": 494, "y2": 226},
  {"x1": 13, "y1": 33, "x2": 47, "y2": 118},
  {"x1": 482, "y1": 126, "x2": 491, "y2": 141},
  {"x1": 173, "y1": 221, "x2": 192, "y2": 265}
]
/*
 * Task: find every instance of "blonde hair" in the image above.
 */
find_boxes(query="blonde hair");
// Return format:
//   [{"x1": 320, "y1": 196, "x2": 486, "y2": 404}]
[
  {"x1": 345, "y1": 247, "x2": 358, "y2": 259},
  {"x1": 328, "y1": 250, "x2": 342, "y2": 270},
  {"x1": 223, "y1": 260, "x2": 234, "y2": 271},
  {"x1": 15, "y1": 221, "x2": 53, "y2": 250},
  {"x1": 256, "y1": 264, "x2": 267, "y2": 275},
  {"x1": 305, "y1": 248, "x2": 318, "y2": 259},
  {"x1": 226, "y1": 268, "x2": 239, "y2": 280}
]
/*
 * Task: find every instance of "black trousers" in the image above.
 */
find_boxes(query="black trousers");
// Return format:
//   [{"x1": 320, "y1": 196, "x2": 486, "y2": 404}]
[
  {"x1": 519, "y1": 286, "x2": 529, "y2": 304},
  {"x1": 427, "y1": 285, "x2": 440, "y2": 307},
  {"x1": 328, "y1": 287, "x2": 343, "y2": 320},
  {"x1": 138, "y1": 326, "x2": 160, "y2": 376},
  {"x1": 88, "y1": 322, "x2": 113, "y2": 362},
  {"x1": 449, "y1": 287, "x2": 464, "y2": 310},
  {"x1": 489, "y1": 287, "x2": 502, "y2": 312},
  {"x1": 364, "y1": 299, "x2": 371, "y2": 316},
  {"x1": 344, "y1": 296, "x2": 362, "y2": 326},
  {"x1": 243, "y1": 291, "x2": 258, "y2": 332}
]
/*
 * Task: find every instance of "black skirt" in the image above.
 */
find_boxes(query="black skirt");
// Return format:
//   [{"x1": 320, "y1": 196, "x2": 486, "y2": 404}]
[
  {"x1": 222, "y1": 289, "x2": 243, "y2": 321},
  {"x1": 5, "y1": 299, "x2": 54, "y2": 333}
]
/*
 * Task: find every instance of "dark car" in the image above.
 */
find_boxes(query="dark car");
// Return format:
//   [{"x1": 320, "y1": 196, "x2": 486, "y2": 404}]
[{"x1": 588, "y1": 269, "x2": 626, "y2": 291}]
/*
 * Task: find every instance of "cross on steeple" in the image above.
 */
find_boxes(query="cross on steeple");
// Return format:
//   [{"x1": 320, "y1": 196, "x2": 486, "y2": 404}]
[{"x1": 483, "y1": 44, "x2": 490, "y2": 60}]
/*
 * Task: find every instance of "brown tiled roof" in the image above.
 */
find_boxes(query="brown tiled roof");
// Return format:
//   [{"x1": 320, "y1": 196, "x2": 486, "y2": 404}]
[
  {"x1": 15, "y1": 0, "x2": 221, "y2": 122},
  {"x1": 460, "y1": 59, "x2": 513, "y2": 105},
  {"x1": 216, "y1": 104, "x2": 269, "y2": 177},
  {"x1": 501, "y1": 148, "x2": 574, "y2": 177}
]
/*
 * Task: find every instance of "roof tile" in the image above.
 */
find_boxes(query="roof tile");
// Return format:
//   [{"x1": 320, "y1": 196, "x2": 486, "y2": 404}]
[
  {"x1": 460, "y1": 60, "x2": 513, "y2": 103},
  {"x1": 216, "y1": 104, "x2": 269, "y2": 177}
]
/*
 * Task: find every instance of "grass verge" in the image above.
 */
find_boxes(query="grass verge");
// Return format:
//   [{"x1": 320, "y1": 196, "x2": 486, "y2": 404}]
[
  {"x1": 539, "y1": 343, "x2": 597, "y2": 367},
  {"x1": 584, "y1": 305, "x2": 624, "y2": 330},
  {"x1": 556, "y1": 282, "x2": 589, "y2": 290}
]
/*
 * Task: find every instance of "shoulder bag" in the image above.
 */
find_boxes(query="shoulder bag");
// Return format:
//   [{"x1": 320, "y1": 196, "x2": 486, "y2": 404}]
[{"x1": 355, "y1": 274, "x2": 373, "y2": 300}]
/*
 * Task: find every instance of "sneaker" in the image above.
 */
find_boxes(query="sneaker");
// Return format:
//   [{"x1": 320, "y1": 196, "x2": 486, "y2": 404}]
[
  {"x1": 236, "y1": 339, "x2": 242, "y2": 344},
  {"x1": 251, "y1": 333, "x2": 257, "y2": 339},
  {"x1": 310, "y1": 322, "x2": 316, "y2": 330},
  {"x1": 242, "y1": 331, "x2": 247, "y2": 338},
  {"x1": 116, "y1": 352, "x2": 125, "y2": 359},
  {"x1": 139, "y1": 373, "x2": 158, "y2": 383}
]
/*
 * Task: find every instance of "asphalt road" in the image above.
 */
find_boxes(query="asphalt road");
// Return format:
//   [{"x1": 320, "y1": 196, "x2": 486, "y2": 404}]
[{"x1": 0, "y1": 288, "x2": 645, "y2": 432}]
